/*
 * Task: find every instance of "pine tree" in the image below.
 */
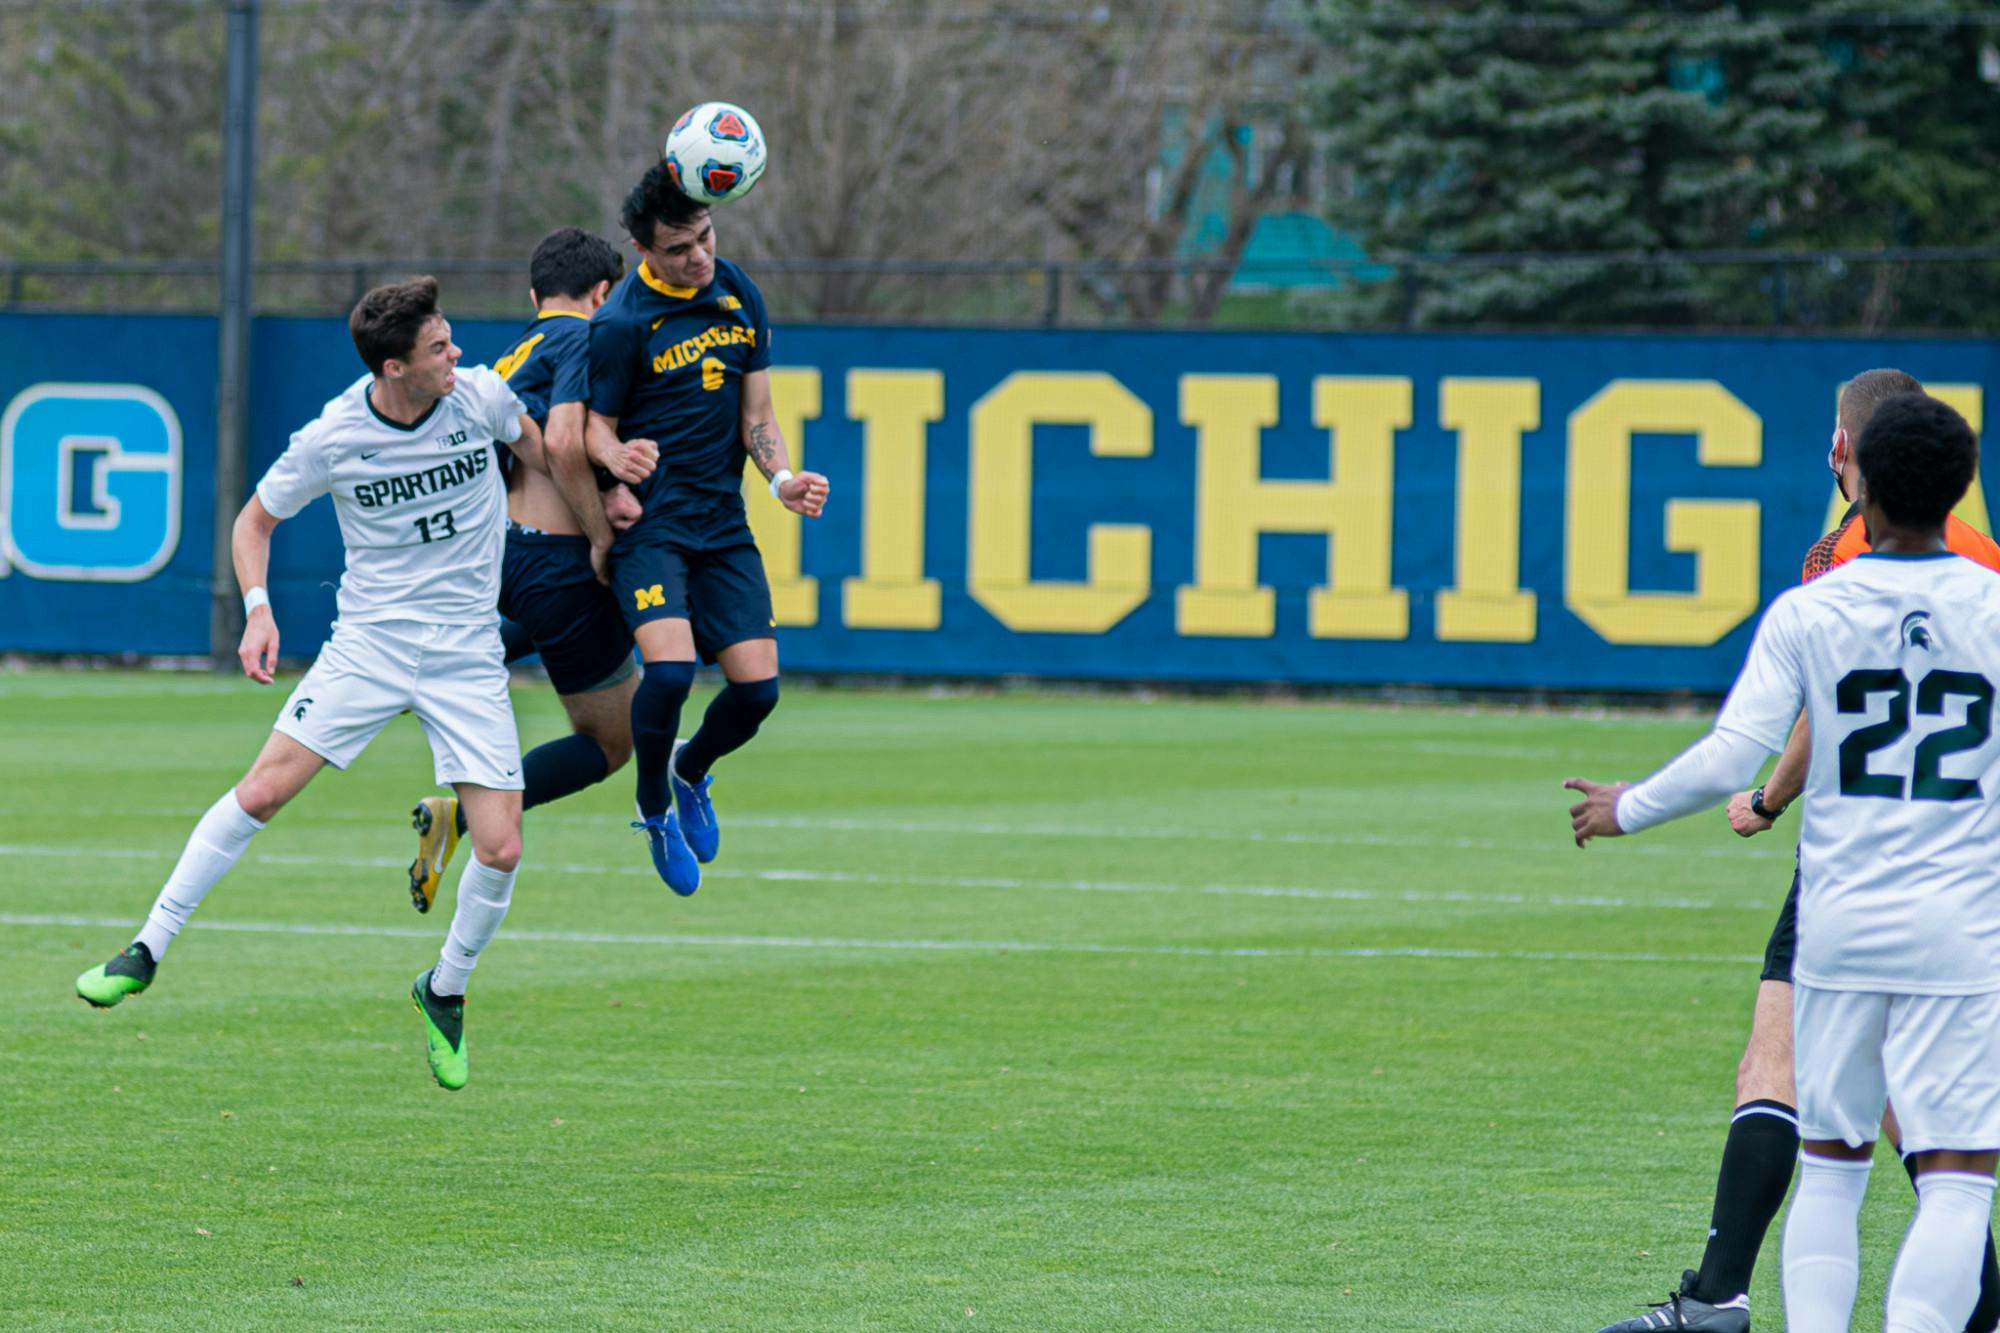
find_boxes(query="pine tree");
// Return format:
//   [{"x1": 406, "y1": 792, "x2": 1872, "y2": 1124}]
[{"x1": 1310, "y1": 0, "x2": 2000, "y2": 329}]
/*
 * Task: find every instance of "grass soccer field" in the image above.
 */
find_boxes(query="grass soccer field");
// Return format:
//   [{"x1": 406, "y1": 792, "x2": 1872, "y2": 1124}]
[{"x1": 0, "y1": 668, "x2": 1924, "y2": 1330}]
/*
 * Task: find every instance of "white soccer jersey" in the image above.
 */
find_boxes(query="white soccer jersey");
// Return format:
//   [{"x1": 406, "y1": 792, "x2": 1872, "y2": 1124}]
[
  {"x1": 1717, "y1": 552, "x2": 2000, "y2": 994},
  {"x1": 256, "y1": 367, "x2": 525, "y2": 625}
]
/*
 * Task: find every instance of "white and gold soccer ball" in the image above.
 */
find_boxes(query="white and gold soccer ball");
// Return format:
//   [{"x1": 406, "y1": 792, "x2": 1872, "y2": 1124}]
[{"x1": 662, "y1": 102, "x2": 768, "y2": 205}]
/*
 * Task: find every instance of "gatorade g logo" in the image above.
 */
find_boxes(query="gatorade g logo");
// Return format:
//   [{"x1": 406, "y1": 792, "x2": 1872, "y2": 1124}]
[
  {"x1": 635, "y1": 584, "x2": 665, "y2": 610},
  {"x1": 1, "y1": 383, "x2": 182, "y2": 582}
]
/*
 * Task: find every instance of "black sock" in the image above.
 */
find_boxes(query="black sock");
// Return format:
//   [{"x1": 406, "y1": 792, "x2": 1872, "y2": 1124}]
[
  {"x1": 1691, "y1": 1100, "x2": 1799, "y2": 1304},
  {"x1": 523, "y1": 732, "x2": 610, "y2": 812},
  {"x1": 1904, "y1": 1153, "x2": 2000, "y2": 1333},
  {"x1": 677, "y1": 676, "x2": 779, "y2": 783},
  {"x1": 631, "y1": 660, "x2": 695, "y2": 817}
]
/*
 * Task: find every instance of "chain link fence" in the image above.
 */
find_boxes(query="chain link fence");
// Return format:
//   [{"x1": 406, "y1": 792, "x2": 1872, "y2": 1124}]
[{"x1": 7, "y1": 248, "x2": 2000, "y2": 332}]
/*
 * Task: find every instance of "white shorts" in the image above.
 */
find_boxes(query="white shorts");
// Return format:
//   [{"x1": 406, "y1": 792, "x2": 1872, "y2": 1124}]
[
  {"x1": 274, "y1": 619, "x2": 523, "y2": 790},
  {"x1": 1793, "y1": 983, "x2": 2000, "y2": 1153}
]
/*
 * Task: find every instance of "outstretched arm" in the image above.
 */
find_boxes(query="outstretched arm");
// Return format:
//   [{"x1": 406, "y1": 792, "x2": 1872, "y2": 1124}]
[
  {"x1": 232, "y1": 494, "x2": 283, "y2": 684},
  {"x1": 740, "y1": 369, "x2": 828, "y2": 517},
  {"x1": 1567, "y1": 727, "x2": 1774, "y2": 848}
]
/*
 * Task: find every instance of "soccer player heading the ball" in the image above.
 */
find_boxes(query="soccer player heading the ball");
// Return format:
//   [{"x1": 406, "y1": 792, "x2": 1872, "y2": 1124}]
[
  {"x1": 76, "y1": 278, "x2": 546, "y2": 1092},
  {"x1": 1568, "y1": 394, "x2": 2000, "y2": 1333},
  {"x1": 585, "y1": 162, "x2": 829, "y2": 896}
]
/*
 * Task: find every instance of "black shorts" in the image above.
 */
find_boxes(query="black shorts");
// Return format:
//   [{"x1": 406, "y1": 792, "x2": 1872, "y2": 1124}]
[
  {"x1": 1760, "y1": 854, "x2": 1801, "y2": 983},
  {"x1": 498, "y1": 526, "x2": 637, "y2": 696},
  {"x1": 609, "y1": 515, "x2": 775, "y2": 664}
]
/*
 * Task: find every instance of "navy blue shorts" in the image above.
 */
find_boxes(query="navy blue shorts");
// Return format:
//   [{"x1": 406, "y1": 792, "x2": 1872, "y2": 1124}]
[
  {"x1": 498, "y1": 526, "x2": 637, "y2": 695},
  {"x1": 609, "y1": 515, "x2": 775, "y2": 664},
  {"x1": 1760, "y1": 855, "x2": 1800, "y2": 983}
]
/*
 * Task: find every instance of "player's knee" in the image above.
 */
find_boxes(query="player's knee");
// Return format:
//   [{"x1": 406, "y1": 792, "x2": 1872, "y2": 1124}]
[
  {"x1": 474, "y1": 831, "x2": 522, "y2": 873},
  {"x1": 594, "y1": 730, "x2": 633, "y2": 773},
  {"x1": 732, "y1": 674, "x2": 779, "y2": 722},
  {"x1": 232, "y1": 777, "x2": 290, "y2": 824},
  {"x1": 1736, "y1": 1035, "x2": 1793, "y2": 1105},
  {"x1": 638, "y1": 660, "x2": 696, "y2": 705}
]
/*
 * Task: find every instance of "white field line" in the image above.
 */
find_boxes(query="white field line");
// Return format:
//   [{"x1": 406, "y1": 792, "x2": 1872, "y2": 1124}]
[
  {"x1": 0, "y1": 842, "x2": 1778, "y2": 913},
  {"x1": 0, "y1": 912, "x2": 1762, "y2": 966},
  {"x1": 0, "y1": 807, "x2": 1792, "y2": 863}
]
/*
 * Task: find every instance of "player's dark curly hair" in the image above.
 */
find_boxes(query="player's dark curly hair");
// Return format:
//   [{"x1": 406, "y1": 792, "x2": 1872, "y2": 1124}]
[
  {"x1": 620, "y1": 161, "x2": 708, "y2": 248},
  {"x1": 530, "y1": 228, "x2": 625, "y2": 301},
  {"x1": 349, "y1": 276, "x2": 441, "y2": 376},
  {"x1": 1855, "y1": 392, "x2": 1979, "y2": 529}
]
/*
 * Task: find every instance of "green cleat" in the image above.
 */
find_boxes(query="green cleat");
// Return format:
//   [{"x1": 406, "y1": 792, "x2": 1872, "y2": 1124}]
[
  {"x1": 411, "y1": 969, "x2": 468, "y2": 1090},
  {"x1": 76, "y1": 942, "x2": 157, "y2": 1008}
]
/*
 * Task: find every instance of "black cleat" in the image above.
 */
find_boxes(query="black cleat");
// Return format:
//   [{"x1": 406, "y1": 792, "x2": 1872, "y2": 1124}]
[{"x1": 1593, "y1": 1271, "x2": 1749, "y2": 1332}]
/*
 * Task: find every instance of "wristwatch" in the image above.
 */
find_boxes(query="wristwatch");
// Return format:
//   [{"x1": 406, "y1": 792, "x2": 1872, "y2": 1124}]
[{"x1": 1750, "y1": 787, "x2": 1786, "y2": 821}]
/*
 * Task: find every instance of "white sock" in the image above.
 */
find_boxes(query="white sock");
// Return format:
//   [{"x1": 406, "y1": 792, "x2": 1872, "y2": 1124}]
[
  {"x1": 1885, "y1": 1170, "x2": 1996, "y2": 1333},
  {"x1": 431, "y1": 855, "x2": 516, "y2": 996},
  {"x1": 135, "y1": 790, "x2": 265, "y2": 960},
  {"x1": 1783, "y1": 1153, "x2": 1873, "y2": 1333}
]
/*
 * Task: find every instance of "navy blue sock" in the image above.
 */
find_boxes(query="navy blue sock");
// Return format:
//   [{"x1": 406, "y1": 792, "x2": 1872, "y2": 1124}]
[
  {"x1": 499, "y1": 616, "x2": 536, "y2": 664},
  {"x1": 631, "y1": 660, "x2": 696, "y2": 818},
  {"x1": 524, "y1": 732, "x2": 610, "y2": 812},
  {"x1": 453, "y1": 733, "x2": 611, "y2": 838},
  {"x1": 678, "y1": 676, "x2": 779, "y2": 783}
]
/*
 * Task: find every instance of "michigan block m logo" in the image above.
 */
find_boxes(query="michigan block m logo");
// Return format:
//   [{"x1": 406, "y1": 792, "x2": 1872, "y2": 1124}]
[{"x1": 635, "y1": 584, "x2": 665, "y2": 610}]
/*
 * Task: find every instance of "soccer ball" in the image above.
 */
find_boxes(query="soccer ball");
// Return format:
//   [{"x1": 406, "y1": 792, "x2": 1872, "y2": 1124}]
[{"x1": 662, "y1": 102, "x2": 767, "y2": 205}]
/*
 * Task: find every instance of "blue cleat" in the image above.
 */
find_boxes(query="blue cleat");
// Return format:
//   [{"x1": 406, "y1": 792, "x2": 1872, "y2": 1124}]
[
  {"x1": 633, "y1": 809, "x2": 701, "y2": 896},
  {"x1": 669, "y1": 739, "x2": 719, "y2": 864}
]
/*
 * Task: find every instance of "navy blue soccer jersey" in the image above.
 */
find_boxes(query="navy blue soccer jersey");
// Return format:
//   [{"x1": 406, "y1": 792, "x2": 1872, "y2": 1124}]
[
  {"x1": 492, "y1": 308, "x2": 592, "y2": 429},
  {"x1": 587, "y1": 256, "x2": 772, "y2": 522}
]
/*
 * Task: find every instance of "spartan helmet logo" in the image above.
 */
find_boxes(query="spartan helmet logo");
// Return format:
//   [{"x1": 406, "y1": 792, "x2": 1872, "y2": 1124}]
[{"x1": 1900, "y1": 611, "x2": 1936, "y2": 652}]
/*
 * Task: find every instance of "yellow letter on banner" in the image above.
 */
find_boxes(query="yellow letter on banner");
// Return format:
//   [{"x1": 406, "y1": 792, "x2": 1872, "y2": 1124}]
[
  {"x1": 1565, "y1": 381, "x2": 1761, "y2": 646},
  {"x1": 1435, "y1": 378, "x2": 1539, "y2": 643},
  {"x1": 843, "y1": 369, "x2": 944, "y2": 630},
  {"x1": 966, "y1": 372, "x2": 1152, "y2": 634},
  {"x1": 1175, "y1": 375, "x2": 1410, "y2": 639},
  {"x1": 1821, "y1": 384, "x2": 1989, "y2": 536},
  {"x1": 741, "y1": 368, "x2": 822, "y2": 626}
]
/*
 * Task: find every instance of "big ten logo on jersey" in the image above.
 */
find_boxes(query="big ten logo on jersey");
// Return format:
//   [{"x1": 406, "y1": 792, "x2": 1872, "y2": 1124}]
[
  {"x1": 0, "y1": 383, "x2": 182, "y2": 582},
  {"x1": 436, "y1": 428, "x2": 470, "y2": 450}
]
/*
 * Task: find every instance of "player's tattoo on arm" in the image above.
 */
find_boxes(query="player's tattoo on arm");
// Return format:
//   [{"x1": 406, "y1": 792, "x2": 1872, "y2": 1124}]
[{"x1": 747, "y1": 420, "x2": 781, "y2": 480}]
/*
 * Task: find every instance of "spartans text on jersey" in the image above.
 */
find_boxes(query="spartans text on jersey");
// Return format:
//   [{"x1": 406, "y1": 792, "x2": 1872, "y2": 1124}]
[{"x1": 355, "y1": 447, "x2": 490, "y2": 509}]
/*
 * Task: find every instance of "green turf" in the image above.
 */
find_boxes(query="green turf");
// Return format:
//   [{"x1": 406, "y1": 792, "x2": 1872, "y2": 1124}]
[{"x1": 0, "y1": 668, "x2": 1920, "y2": 1329}]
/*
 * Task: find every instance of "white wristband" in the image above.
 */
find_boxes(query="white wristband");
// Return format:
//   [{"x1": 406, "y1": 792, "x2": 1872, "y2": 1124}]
[
  {"x1": 243, "y1": 585, "x2": 270, "y2": 616},
  {"x1": 769, "y1": 468, "x2": 793, "y2": 499}
]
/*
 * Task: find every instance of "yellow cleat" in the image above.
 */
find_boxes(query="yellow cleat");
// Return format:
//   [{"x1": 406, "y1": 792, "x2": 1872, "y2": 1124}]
[{"x1": 407, "y1": 796, "x2": 460, "y2": 914}]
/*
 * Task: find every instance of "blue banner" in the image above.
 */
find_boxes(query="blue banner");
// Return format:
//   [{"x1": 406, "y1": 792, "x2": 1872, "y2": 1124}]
[
  {"x1": 0, "y1": 314, "x2": 215, "y2": 653},
  {"x1": 4, "y1": 310, "x2": 1997, "y2": 690}
]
